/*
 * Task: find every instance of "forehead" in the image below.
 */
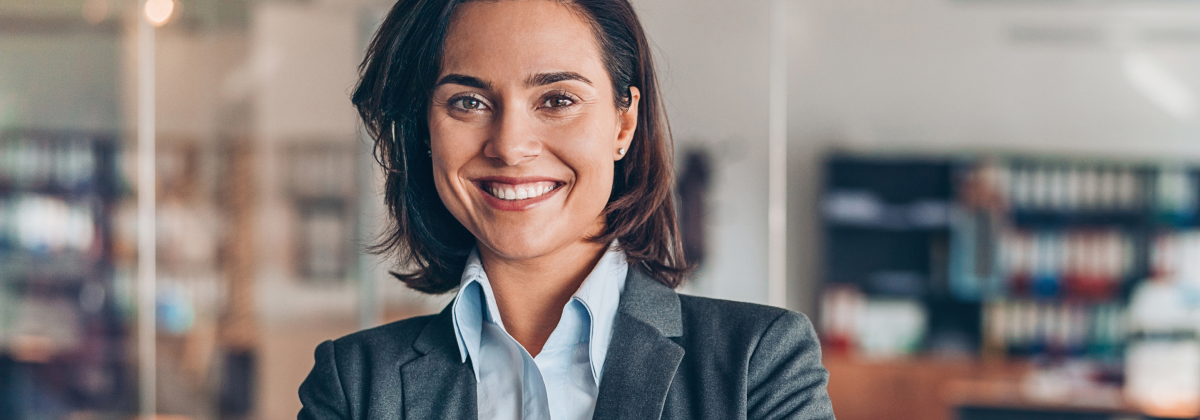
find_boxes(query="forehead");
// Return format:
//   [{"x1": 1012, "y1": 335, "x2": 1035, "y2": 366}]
[{"x1": 441, "y1": 0, "x2": 606, "y2": 84}]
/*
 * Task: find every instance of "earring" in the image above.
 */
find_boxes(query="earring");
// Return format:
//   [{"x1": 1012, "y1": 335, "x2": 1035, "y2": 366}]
[{"x1": 618, "y1": 148, "x2": 626, "y2": 156}]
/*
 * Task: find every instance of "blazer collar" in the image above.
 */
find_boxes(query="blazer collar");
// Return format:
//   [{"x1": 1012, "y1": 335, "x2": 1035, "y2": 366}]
[
  {"x1": 403, "y1": 304, "x2": 478, "y2": 420},
  {"x1": 615, "y1": 266, "x2": 683, "y2": 338},
  {"x1": 412, "y1": 301, "x2": 458, "y2": 355},
  {"x1": 404, "y1": 266, "x2": 684, "y2": 420},
  {"x1": 592, "y1": 267, "x2": 686, "y2": 420}
]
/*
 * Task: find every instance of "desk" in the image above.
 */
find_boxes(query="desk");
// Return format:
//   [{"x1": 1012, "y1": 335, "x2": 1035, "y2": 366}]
[
  {"x1": 959, "y1": 404, "x2": 1187, "y2": 420},
  {"x1": 823, "y1": 355, "x2": 1030, "y2": 420},
  {"x1": 824, "y1": 354, "x2": 1199, "y2": 420}
]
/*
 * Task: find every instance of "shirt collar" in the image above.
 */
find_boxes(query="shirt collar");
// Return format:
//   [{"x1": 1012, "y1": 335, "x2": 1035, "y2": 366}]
[
  {"x1": 449, "y1": 242, "x2": 628, "y2": 382},
  {"x1": 449, "y1": 248, "x2": 500, "y2": 379},
  {"x1": 571, "y1": 243, "x2": 628, "y2": 381}
]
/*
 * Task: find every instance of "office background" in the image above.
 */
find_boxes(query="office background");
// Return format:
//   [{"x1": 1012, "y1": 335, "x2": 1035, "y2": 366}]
[{"x1": 2, "y1": 0, "x2": 1200, "y2": 419}]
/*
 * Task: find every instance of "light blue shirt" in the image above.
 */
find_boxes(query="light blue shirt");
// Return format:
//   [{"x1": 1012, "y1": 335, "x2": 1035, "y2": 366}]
[{"x1": 450, "y1": 244, "x2": 628, "y2": 420}]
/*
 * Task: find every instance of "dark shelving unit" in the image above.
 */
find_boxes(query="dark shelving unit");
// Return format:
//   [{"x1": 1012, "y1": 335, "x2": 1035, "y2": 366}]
[
  {"x1": 820, "y1": 153, "x2": 1200, "y2": 361},
  {"x1": 0, "y1": 129, "x2": 134, "y2": 419}
]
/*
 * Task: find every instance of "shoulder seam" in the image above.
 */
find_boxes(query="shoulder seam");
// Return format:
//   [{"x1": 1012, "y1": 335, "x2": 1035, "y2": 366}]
[
  {"x1": 329, "y1": 340, "x2": 352, "y2": 419},
  {"x1": 746, "y1": 309, "x2": 794, "y2": 381}
]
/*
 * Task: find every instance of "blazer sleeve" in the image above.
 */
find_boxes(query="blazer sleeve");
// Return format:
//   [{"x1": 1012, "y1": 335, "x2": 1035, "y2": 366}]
[
  {"x1": 298, "y1": 340, "x2": 350, "y2": 420},
  {"x1": 746, "y1": 311, "x2": 836, "y2": 420}
]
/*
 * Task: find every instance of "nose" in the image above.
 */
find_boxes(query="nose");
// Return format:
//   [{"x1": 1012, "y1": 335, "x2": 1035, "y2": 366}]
[{"x1": 483, "y1": 106, "x2": 541, "y2": 166}]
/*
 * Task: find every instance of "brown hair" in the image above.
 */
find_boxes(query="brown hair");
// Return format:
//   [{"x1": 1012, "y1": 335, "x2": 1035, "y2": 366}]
[{"x1": 352, "y1": 0, "x2": 689, "y2": 294}]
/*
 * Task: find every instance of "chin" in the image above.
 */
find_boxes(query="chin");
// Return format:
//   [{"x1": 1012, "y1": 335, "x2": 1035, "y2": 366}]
[
  {"x1": 477, "y1": 217, "x2": 586, "y2": 258},
  {"x1": 479, "y1": 235, "x2": 560, "y2": 260}
]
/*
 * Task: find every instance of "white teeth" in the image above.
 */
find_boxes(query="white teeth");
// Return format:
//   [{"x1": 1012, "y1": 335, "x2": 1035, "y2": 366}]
[{"x1": 487, "y1": 182, "x2": 556, "y2": 201}]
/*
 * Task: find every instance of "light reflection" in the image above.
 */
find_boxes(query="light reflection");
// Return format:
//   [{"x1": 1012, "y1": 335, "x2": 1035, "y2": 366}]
[
  {"x1": 1123, "y1": 52, "x2": 1198, "y2": 121},
  {"x1": 143, "y1": 0, "x2": 176, "y2": 27}
]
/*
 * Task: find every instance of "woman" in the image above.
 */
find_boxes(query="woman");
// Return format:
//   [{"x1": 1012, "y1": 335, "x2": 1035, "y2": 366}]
[{"x1": 298, "y1": 0, "x2": 835, "y2": 418}]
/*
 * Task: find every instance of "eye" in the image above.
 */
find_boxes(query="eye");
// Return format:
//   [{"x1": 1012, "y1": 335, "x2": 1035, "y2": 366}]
[
  {"x1": 451, "y1": 96, "x2": 488, "y2": 111},
  {"x1": 542, "y1": 95, "x2": 576, "y2": 109}
]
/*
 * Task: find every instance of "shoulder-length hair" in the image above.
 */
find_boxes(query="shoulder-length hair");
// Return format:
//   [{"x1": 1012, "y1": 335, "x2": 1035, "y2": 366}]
[{"x1": 352, "y1": 0, "x2": 689, "y2": 294}]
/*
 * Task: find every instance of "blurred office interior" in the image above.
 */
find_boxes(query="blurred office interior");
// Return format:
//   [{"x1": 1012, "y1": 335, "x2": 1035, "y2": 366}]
[{"x1": 2, "y1": 0, "x2": 1200, "y2": 419}]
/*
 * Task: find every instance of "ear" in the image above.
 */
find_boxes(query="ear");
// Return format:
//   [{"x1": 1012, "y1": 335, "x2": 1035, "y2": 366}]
[{"x1": 614, "y1": 86, "x2": 640, "y2": 161}]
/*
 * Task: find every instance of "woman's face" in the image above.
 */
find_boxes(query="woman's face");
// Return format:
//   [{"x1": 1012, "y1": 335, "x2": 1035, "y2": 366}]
[{"x1": 429, "y1": 0, "x2": 639, "y2": 261}]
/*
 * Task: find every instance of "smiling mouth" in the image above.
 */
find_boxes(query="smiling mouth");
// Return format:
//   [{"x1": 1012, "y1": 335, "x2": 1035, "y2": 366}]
[{"x1": 480, "y1": 181, "x2": 562, "y2": 201}]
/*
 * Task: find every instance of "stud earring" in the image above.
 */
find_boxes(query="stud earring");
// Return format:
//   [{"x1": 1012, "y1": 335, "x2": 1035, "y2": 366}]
[{"x1": 618, "y1": 148, "x2": 626, "y2": 156}]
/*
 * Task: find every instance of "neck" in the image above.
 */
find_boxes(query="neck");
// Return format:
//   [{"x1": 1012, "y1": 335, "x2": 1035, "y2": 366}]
[{"x1": 478, "y1": 231, "x2": 608, "y2": 357}]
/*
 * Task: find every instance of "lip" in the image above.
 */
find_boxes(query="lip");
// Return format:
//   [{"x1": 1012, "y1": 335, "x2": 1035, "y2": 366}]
[{"x1": 472, "y1": 176, "x2": 566, "y2": 212}]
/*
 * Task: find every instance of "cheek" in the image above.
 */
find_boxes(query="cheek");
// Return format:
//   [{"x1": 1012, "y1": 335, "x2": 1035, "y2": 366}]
[
  {"x1": 547, "y1": 109, "x2": 620, "y2": 160},
  {"x1": 428, "y1": 117, "x2": 483, "y2": 212},
  {"x1": 550, "y1": 118, "x2": 618, "y2": 207},
  {"x1": 580, "y1": 163, "x2": 615, "y2": 207}
]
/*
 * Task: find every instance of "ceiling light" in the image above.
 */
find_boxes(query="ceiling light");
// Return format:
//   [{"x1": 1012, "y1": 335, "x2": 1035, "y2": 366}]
[{"x1": 144, "y1": 0, "x2": 175, "y2": 27}]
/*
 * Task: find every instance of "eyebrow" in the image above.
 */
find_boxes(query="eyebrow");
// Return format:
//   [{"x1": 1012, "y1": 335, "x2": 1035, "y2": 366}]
[
  {"x1": 435, "y1": 71, "x2": 593, "y2": 91},
  {"x1": 525, "y1": 71, "x2": 592, "y2": 87},
  {"x1": 435, "y1": 74, "x2": 493, "y2": 90}
]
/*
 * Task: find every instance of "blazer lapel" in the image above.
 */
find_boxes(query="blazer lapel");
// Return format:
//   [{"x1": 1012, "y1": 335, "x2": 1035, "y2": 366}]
[
  {"x1": 400, "y1": 304, "x2": 478, "y2": 420},
  {"x1": 593, "y1": 268, "x2": 686, "y2": 420}
]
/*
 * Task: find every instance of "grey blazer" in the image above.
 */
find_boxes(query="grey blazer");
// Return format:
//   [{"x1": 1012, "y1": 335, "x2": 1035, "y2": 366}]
[{"x1": 298, "y1": 268, "x2": 836, "y2": 420}]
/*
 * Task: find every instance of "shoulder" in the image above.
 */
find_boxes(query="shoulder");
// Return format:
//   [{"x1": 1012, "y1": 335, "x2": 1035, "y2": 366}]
[
  {"x1": 675, "y1": 294, "x2": 820, "y2": 358},
  {"x1": 677, "y1": 293, "x2": 813, "y2": 334},
  {"x1": 300, "y1": 312, "x2": 447, "y2": 420},
  {"x1": 317, "y1": 312, "x2": 442, "y2": 366},
  {"x1": 334, "y1": 313, "x2": 439, "y2": 346},
  {"x1": 673, "y1": 294, "x2": 833, "y2": 419}
]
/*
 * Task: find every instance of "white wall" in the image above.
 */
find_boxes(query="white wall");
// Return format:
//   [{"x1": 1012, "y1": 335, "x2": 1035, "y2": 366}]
[
  {"x1": 637, "y1": 0, "x2": 776, "y2": 306},
  {"x1": 788, "y1": 0, "x2": 1200, "y2": 154},
  {"x1": 254, "y1": 4, "x2": 360, "y2": 142}
]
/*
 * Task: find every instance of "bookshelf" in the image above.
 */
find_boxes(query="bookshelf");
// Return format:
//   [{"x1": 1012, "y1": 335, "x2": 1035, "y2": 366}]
[{"x1": 0, "y1": 129, "x2": 133, "y2": 417}]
